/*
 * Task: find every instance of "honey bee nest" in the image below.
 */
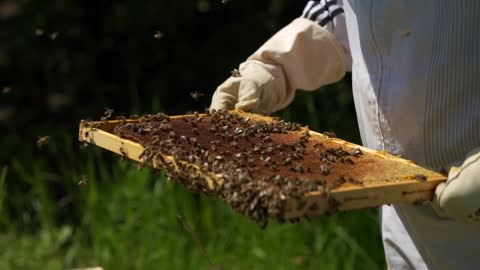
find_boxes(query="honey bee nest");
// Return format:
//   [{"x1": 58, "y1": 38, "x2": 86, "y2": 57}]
[{"x1": 113, "y1": 110, "x2": 364, "y2": 225}]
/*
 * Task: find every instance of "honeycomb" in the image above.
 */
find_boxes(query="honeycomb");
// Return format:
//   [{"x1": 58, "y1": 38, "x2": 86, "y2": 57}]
[{"x1": 110, "y1": 110, "x2": 386, "y2": 225}]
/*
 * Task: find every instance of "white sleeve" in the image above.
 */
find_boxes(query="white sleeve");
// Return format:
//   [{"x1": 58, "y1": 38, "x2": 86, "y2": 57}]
[
  {"x1": 245, "y1": 1, "x2": 350, "y2": 94},
  {"x1": 301, "y1": 0, "x2": 352, "y2": 70},
  {"x1": 247, "y1": 18, "x2": 348, "y2": 94}
]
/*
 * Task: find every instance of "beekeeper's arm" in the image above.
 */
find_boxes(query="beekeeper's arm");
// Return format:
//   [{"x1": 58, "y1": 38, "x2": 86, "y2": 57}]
[
  {"x1": 210, "y1": 0, "x2": 351, "y2": 114},
  {"x1": 433, "y1": 147, "x2": 480, "y2": 226}
]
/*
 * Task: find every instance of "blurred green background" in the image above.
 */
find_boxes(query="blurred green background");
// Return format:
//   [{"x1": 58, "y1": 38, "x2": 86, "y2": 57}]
[{"x1": 0, "y1": 0, "x2": 385, "y2": 269}]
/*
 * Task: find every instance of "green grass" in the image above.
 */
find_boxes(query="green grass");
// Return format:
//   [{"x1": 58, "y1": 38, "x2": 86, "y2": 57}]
[
  {"x1": 0, "y1": 89, "x2": 386, "y2": 270},
  {"x1": 1, "y1": 158, "x2": 385, "y2": 270}
]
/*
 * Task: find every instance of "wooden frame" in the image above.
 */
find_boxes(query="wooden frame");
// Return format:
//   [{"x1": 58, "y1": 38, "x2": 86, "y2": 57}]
[{"x1": 78, "y1": 112, "x2": 446, "y2": 219}]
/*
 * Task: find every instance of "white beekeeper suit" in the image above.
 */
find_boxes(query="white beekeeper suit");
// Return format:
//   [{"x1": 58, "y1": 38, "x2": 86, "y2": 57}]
[{"x1": 211, "y1": 1, "x2": 480, "y2": 269}]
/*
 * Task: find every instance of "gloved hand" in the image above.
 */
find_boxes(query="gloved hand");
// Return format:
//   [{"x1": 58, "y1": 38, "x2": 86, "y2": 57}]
[
  {"x1": 210, "y1": 18, "x2": 348, "y2": 114},
  {"x1": 433, "y1": 147, "x2": 480, "y2": 225},
  {"x1": 210, "y1": 60, "x2": 291, "y2": 114}
]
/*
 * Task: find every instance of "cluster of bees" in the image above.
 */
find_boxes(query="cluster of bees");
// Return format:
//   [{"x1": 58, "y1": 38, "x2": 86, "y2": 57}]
[{"x1": 113, "y1": 110, "x2": 364, "y2": 225}]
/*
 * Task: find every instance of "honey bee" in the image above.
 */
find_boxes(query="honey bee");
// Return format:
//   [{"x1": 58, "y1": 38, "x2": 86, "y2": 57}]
[
  {"x1": 188, "y1": 137, "x2": 198, "y2": 144},
  {"x1": 36, "y1": 136, "x2": 50, "y2": 148},
  {"x1": 291, "y1": 164, "x2": 307, "y2": 173},
  {"x1": 78, "y1": 175, "x2": 88, "y2": 186},
  {"x1": 262, "y1": 135, "x2": 272, "y2": 142},
  {"x1": 414, "y1": 174, "x2": 427, "y2": 181},
  {"x1": 352, "y1": 148, "x2": 363, "y2": 156},
  {"x1": 230, "y1": 69, "x2": 241, "y2": 77},
  {"x1": 49, "y1": 32, "x2": 59, "y2": 40},
  {"x1": 119, "y1": 146, "x2": 128, "y2": 157},
  {"x1": 340, "y1": 156, "x2": 354, "y2": 164},
  {"x1": 323, "y1": 131, "x2": 336, "y2": 138},
  {"x1": 189, "y1": 91, "x2": 205, "y2": 101},
  {"x1": 79, "y1": 142, "x2": 89, "y2": 149},
  {"x1": 302, "y1": 127, "x2": 310, "y2": 137},
  {"x1": 2, "y1": 86, "x2": 11, "y2": 94},
  {"x1": 313, "y1": 142, "x2": 322, "y2": 148},
  {"x1": 104, "y1": 108, "x2": 114, "y2": 117},
  {"x1": 153, "y1": 31, "x2": 164, "y2": 39},
  {"x1": 283, "y1": 156, "x2": 293, "y2": 166},
  {"x1": 320, "y1": 163, "x2": 330, "y2": 175},
  {"x1": 328, "y1": 176, "x2": 346, "y2": 190},
  {"x1": 35, "y1": 28, "x2": 44, "y2": 36},
  {"x1": 345, "y1": 177, "x2": 363, "y2": 186},
  {"x1": 260, "y1": 156, "x2": 271, "y2": 163}
]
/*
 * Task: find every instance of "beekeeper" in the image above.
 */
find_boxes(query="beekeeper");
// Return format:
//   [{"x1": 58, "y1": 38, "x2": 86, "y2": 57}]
[{"x1": 210, "y1": 1, "x2": 480, "y2": 269}]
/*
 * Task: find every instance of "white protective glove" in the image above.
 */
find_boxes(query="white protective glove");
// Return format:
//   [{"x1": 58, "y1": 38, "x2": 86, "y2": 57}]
[
  {"x1": 210, "y1": 18, "x2": 348, "y2": 114},
  {"x1": 433, "y1": 147, "x2": 480, "y2": 226},
  {"x1": 210, "y1": 60, "x2": 289, "y2": 114}
]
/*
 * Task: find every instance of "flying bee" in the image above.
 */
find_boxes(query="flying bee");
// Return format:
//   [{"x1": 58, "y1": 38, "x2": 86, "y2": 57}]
[
  {"x1": 78, "y1": 175, "x2": 88, "y2": 186},
  {"x1": 153, "y1": 31, "x2": 164, "y2": 39},
  {"x1": 36, "y1": 136, "x2": 50, "y2": 148},
  {"x1": 119, "y1": 146, "x2": 128, "y2": 158},
  {"x1": 104, "y1": 108, "x2": 114, "y2": 117},
  {"x1": 79, "y1": 141, "x2": 89, "y2": 150},
  {"x1": 35, "y1": 28, "x2": 44, "y2": 36},
  {"x1": 49, "y1": 32, "x2": 59, "y2": 40},
  {"x1": 2, "y1": 86, "x2": 11, "y2": 94},
  {"x1": 189, "y1": 91, "x2": 205, "y2": 102}
]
